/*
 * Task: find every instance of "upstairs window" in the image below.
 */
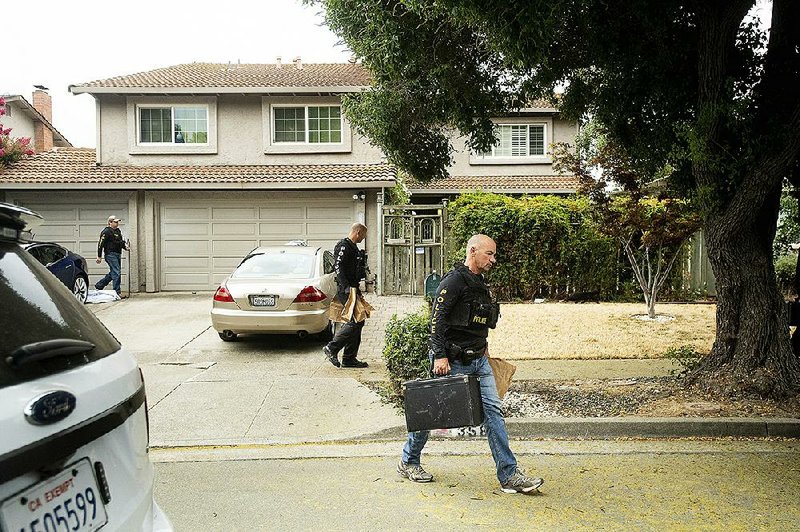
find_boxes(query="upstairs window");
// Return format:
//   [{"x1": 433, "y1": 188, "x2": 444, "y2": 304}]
[
  {"x1": 273, "y1": 105, "x2": 342, "y2": 144},
  {"x1": 479, "y1": 124, "x2": 546, "y2": 158},
  {"x1": 138, "y1": 105, "x2": 208, "y2": 144}
]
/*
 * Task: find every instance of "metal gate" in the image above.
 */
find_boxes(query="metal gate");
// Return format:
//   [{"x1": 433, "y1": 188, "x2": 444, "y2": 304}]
[{"x1": 380, "y1": 204, "x2": 446, "y2": 295}]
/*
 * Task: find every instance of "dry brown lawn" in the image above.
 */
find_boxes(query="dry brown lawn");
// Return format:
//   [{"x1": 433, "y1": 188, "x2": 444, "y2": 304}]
[{"x1": 488, "y1": 302, "x2": 716, "y2": 360}]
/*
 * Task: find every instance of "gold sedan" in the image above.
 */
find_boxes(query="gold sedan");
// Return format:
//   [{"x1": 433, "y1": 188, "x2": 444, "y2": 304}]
[{"x1": 211, "y1": 244, "x2": 336, "y2": 341}]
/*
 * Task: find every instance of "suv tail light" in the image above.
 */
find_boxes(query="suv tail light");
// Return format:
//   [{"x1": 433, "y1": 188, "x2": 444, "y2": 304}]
[
  {"x1": 293, "y1": 286, "x2": 326, "y2": 303},
  {"x1": 214, "y1": 285, "x2": 234, "y2": 302}
]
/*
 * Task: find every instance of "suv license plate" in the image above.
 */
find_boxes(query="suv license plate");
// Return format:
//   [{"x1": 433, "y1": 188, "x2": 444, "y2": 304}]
[
  {"x1": 1, "y1": 458, "x2": 108, "y2": 532},
  {"x1": 250, "y1": 295, "x2": 277, "y2": 307}
]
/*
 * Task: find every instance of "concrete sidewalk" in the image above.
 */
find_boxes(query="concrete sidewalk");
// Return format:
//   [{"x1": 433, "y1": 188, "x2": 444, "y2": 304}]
[{"x1": 89, "y1": 293, "x2": 799, "y2": 446}]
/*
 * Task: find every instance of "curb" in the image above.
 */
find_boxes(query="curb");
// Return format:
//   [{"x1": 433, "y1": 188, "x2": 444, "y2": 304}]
[
  {"x1": 362, "y1": 417, "x2": 800, "y2": 440},
  {"x1": 506, "y1": 417, "x2": 800, "y2": 439}
]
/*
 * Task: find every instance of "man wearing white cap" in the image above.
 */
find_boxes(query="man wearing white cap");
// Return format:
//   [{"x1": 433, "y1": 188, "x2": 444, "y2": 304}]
[{"x1": 95, "y1": 215, "x2": 128, "y2": 297}]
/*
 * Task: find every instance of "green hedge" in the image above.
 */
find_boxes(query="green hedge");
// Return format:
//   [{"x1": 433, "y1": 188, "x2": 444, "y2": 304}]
[
  {"x1": 382, "y1": 305, "x2": 431, "y2": 402},
  {"x1": 447, "y1": 192, "x2": 619, "y2": 300}
]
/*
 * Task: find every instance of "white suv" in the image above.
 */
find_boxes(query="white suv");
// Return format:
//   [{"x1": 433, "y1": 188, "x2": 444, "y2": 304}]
[{"x1": 0, "y1": 203, "x2": 172, "y2": 531}]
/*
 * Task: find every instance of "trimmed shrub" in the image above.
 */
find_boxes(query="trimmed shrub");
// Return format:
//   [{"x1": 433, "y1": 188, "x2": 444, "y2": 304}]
[
  {"x1": 447, "y1": 192, "x2": 618, "y2": 300},
  {"x1": 382, "y1": 305, "x2": 431, "y2": 402}
]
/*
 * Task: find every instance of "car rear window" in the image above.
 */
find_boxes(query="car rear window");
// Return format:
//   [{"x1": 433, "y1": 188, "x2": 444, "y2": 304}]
[
  {"x1": 232, "y1": 251, "x2": 316, "y2": 279},
  {"x1": 0, "y1": 243, "x2": 121, "y2": 390}
]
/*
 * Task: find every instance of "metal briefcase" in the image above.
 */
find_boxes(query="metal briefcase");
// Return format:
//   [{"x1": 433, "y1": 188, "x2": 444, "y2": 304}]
[{"x1": 403, "y1": 374, "x2": 484, "y2": 432}]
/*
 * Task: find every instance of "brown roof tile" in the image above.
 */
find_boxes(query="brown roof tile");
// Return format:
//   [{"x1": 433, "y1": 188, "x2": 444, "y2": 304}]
[
  {"x1": 0, "y1": 148, "x2": 395, "y2": 188},
  {"x1": 407, "y1": 175, "x2": 579, "y2": 194},
  {"x1": 70, "y1": 63, "x2": 370, "y2": 92}
]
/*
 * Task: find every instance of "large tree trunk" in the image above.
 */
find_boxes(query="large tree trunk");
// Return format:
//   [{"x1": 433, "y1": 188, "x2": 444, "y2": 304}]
[
  {"x1": 690, "y1": 0, "x2": 800, "y2": 398},
  {"x1": 698, "y1": 190, "x2": 800, "y2": 397}
]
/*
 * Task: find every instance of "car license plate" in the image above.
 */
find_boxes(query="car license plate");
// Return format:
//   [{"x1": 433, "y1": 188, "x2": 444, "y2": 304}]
[
  {"x1": 250, "y1": 295, "x2": 277, "y2": 307},
  {"x1": 1, "y1": 458, "x2": 108, "y2": 532}
]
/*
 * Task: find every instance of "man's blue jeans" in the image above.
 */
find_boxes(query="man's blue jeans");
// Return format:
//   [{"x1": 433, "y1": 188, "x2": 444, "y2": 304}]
[
  {"x1": 96, "y1": 252, "x2": 122, "y2": 293},
  {"x1": 401, "y1": 354, "x2": 518, "y2": 483}
]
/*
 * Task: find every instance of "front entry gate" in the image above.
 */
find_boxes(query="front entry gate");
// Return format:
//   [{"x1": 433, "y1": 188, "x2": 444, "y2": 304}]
[{"x1": 381, "y1": 204, "x2": 446, "y2": 295}]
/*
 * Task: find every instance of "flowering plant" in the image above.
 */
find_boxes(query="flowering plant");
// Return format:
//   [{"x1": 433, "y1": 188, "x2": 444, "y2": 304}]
[{"x1": 0, "y1": 97, "x2": 35, "y2": 167}]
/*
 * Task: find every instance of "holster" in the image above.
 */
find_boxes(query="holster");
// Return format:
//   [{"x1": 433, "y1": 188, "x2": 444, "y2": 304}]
[{"x1": 446, "y1": 343, "x2": 483, "y2": 364}]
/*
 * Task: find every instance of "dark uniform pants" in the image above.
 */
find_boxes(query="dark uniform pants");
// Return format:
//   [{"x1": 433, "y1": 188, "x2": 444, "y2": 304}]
[{"x1": 327, "y1": 318, "x2": 365, "y2": 361}]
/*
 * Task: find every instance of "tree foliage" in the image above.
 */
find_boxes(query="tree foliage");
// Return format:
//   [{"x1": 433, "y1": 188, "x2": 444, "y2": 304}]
[
  {"x1": 447, "y1": 192, "x2": 618, "y2": 300},
  {"x1": 315, "y1": 0, "x2": 800, "y2": 397},
  {"x1": 553, "y1": 133, "x2": 702, "y2": 317}
]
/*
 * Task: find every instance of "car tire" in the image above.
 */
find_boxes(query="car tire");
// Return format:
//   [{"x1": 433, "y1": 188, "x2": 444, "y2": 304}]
[
  {"x1": 219, "y1": 330, "x2": 238, "y2": 342},
  {"x1": 72, "y1": 275, "x2": 89, "y2": 304}
]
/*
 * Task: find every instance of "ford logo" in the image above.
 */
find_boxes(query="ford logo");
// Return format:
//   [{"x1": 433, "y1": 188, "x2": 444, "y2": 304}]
[{"x1": 24, "y1": 391, "x2": 77, "y2": 425}]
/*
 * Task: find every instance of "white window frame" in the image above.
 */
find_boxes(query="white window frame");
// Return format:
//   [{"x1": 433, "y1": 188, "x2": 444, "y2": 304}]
[
  {"x1": 136, "y1": 104, "x2": 210, "y2": 146},
  {"x1": 470, "y1": 119, "x2": 551, "y2": 165},
  {"x1": 127, "y1": 96, "x2": 217, "y2": 155},
  {"x1": 262, "y1": 97, "x2": 352, "y2": 154},
  {"x1": 271, "y1": 104, "x2": 343, "y2": 145}
]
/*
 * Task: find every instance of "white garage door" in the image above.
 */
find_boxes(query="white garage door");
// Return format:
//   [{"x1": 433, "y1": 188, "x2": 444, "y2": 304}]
[
  {"x1": 15, "y1": 199, "x2": 130, "y2": 290},
  {"x1": 160, "y1": 199, "x2": 356, "y2": 291}
]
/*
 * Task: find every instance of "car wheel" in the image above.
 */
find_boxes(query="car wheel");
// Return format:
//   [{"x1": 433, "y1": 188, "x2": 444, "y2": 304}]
[
  {"x1": 219, "y1": 330, "x2": 238, "y2": 342},
  {"x1": 72, "y1": 275, "x2": 89, "y2": 304}
]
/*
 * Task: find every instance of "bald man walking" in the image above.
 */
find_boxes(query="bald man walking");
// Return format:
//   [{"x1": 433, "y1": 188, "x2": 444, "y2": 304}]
[{"x1": 397, "y1": 234, "x2": 544, "y2": 493}]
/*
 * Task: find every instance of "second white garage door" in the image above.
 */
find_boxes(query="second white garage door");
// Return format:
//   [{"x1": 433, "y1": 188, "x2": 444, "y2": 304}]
[{"x1": 160, "y1": 199, "x2": 357, "y2": 291}]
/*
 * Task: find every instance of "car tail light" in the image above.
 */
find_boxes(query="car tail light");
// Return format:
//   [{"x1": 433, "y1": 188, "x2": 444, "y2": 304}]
[
  {"x1": 214, "y1": 285, "x2": 234, "y2": 302},
  {"x1": 293, "y1": 286, "x2": 326, "y2": 303}
]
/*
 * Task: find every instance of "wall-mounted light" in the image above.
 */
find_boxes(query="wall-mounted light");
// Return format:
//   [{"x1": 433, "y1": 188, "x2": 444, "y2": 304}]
[{"x1": 352, "y1": 191, "x2": 366, "y2": 201}]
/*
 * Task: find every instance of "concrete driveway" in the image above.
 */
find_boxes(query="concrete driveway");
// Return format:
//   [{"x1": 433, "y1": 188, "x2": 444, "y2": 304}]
[{"x1": 89, "y1": 293, "x2": 419, "y2": 447}]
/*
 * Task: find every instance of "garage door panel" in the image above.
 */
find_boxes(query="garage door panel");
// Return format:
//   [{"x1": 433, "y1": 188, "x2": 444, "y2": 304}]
[
  {"x1": 259, "y1": 222, "x2": 303, "y2": 235},
  {"x1": 163, "y1": 257, "x2": 210, "y2": 269},
  {"x1": 212, "y1": 240, "x2": 257, "y2": 255},
  {"x1": 33, "y1": 225, "x2": 77, "y2": 240},
  {"x1": 163, "y1": 223, "x2": 210, "y2": 236},
  {"x1": 164, "y1": 273, "x2": 209, "y2": 286},
  {"x1": 161, "y1": 199, "x2": 355, "y2": 291},
  {"x1": 212, "y1": 223, "x2": 257, "y2": 236},
  {"x1": 212, "y1": 207, "x2": 256, "y2": 219},
  {"x1": 258, "y1": 206, "x2": 304, "y2": 219},
  {"x1": 78, "y1": 224, "x2": 111, "y2": 239},
  {"x1": 25, "y1": 206, "x2": 77, "y2": 221},
  {"x1": 307, "y1": 206, "x2": 353, "y2": 219},
  {"x1": 164, "y1": 240, "x2": 210, "y2": 255},
  {"x1": 163, "y1": 207, "x2": 209, "y2": 221},
  {"x1": 258, "y1": 238, "x2": 292, "y2": 247},
  {"x1": 307, "y1": 222, "x2": 352, "y2": 238},
  {"x1": 79, "y1": 207, "x2": 123, "y2": 221}
]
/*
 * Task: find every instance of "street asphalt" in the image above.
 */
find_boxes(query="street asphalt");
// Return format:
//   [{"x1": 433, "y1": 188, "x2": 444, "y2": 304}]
[{"x1": 88, "y1": 292, "x2": 800, "y2": 530}]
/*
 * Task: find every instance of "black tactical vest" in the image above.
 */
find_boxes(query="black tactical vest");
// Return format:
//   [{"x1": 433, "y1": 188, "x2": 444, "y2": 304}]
[{"x1": 445, "y1": 265, "x2": 500, "y2": 330}]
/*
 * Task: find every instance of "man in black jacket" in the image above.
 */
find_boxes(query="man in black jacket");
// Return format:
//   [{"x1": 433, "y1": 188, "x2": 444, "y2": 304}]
[
  {"x1": 95, "y1": 215, "x2": 128, "y2": 297},
  {"x1": 397, "y1": 234, "x2": 545, "y2": 494},
  {"x1": 323, "y1": 223, "x2": 369, "y2": 368}
]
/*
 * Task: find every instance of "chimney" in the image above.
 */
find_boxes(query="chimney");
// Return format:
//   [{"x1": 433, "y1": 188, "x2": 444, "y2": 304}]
[
  {"x1": 293, "y1": 56, "x2": 302, "y2": 70},
  {"x1": 32, "y1": 88, "x2": 54, "y2": 153},
  {"x1": 276, "y1": 56, "x2": 282, "y2": 68}
]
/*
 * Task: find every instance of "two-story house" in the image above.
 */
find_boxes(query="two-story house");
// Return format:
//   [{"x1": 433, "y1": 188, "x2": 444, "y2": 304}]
[
  {"x1": 0, "y1": 62, "x2": 395, "y2": 293},
  {"x1": 0, "y1": 61, "x2": 578, "y2": 295}
]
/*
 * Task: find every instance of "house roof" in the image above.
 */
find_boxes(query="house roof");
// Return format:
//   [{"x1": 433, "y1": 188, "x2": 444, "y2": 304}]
[
  {"x1": 406, "y1": 175, "x2": 579, "y2": 195},
  {"x1": 0, "y1": 148, "x2": 396, "y2": 189},
  {"x1": 2, "y1": 95, "x2": 72, "y2": 147},
  {"x1": 69, "y1": 63, "x2": 371, "y2": 95}
]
